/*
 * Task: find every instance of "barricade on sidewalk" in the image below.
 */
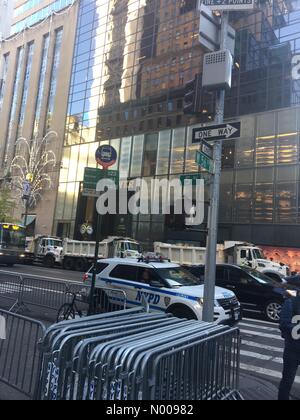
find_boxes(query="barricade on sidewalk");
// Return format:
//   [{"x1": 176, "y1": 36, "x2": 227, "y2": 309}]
[
  {"x1": 0, "y1": 272, "x2": 23, "y2": 312},
  {"x1": 0, "y1": 309, "x2": 45, "y2": 399},
  {"x1": 36, "y1": 310, "x2": 242, "y2": 401},
  {"x1": 0, "y1": 273, "x2": 127, "y2": 317}
]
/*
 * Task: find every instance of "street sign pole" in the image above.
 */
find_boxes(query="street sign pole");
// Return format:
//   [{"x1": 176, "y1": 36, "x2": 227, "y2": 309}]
[
  {"x1": 88, "y1": 145, "x2": 118, "y2": 316},
  {"x1": 202, "y1": 11, "x2": 229, "y2": 323},
  {"x1": 88, "y1": 211, "x2": 102, "y2": 316}
]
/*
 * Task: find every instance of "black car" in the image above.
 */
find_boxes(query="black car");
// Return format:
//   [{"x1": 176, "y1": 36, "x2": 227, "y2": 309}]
[
  {"x1": 284, "y1": 274, "x2": 300, "y2": 288},
  {"x1": 186, "y1": 264, "x2": 300, "y2": 323}
]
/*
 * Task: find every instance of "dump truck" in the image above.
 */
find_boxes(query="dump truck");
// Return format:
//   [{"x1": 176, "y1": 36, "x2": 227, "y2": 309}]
[
  {"x1": 62, "y1": 236, "x2": 142, "y2": 271},
  {"x1": 25, "y1": 235, "x2": 142, "y2": 271},
  {"x1": 154, "y1": 241, "x2": 290, "y2": 281}
]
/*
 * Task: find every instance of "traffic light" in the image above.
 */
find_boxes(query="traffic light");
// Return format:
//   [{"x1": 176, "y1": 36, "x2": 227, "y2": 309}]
[{"x1": 183, "y1": 74, "x2": 202, "y2": 115}]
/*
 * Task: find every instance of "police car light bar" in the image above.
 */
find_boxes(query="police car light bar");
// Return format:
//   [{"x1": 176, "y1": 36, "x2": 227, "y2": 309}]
[{"x1": 138, "y1": 253, "x2": 171, "y2": 263}]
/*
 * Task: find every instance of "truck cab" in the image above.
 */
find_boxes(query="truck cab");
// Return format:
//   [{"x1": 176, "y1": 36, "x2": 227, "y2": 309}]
[
  {"x1": 231, "y1": 243, "x2": 289, "y2": 280},
  {"x1": 26, "y1": 236, "x2": 63, "y2": 268}
]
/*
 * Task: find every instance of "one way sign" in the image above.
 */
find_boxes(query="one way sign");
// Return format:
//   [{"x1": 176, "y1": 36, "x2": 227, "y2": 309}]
[{"x1": 193, "y1": 122, "x2": 241, "y2": 143}]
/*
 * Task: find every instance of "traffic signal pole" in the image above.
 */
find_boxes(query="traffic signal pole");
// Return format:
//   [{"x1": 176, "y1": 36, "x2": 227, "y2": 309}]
[{"x1": 202, "y1": 12, "x2": 229, "y2": 323}]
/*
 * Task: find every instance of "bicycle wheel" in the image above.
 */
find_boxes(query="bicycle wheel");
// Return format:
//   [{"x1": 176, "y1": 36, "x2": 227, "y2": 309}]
[{"x1": 56, "y1": 303, "x2": 76, "y2": 323}]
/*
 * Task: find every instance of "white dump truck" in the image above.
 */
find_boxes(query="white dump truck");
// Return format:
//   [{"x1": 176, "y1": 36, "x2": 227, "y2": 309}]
[
  {"x1": 154, "y1": 241, "x2": 290, "y2": 281},
  {"x1": 25, "y1": 236, "x2": 64, "y2": 268},
  {"x1": 25, "y1": 236, "x2": 142, "y2": 271},
  {"x1": 62, "y1": 236, "x2": 142, "y2": 271}
]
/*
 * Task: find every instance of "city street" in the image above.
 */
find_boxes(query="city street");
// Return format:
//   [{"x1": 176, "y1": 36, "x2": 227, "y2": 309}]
[
  {"x1": 0, "y1": 264, "x2": 83, "y2": 284},
  {"x1": 0, "y1": 263, "x2": 299, "y2": 400}
]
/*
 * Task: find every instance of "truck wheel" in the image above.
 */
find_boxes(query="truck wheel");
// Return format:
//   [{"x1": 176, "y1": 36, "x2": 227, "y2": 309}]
[
  {"x1": 264, "y1": 301, "x2": 282, "y2": 323},
  {"x1": 43, "y1": 255, "x2": 55, "y2": 268},
  {"x1": 75, "y1": 258, "x2": 86, "y2": 272},
  {"x1": 167, "y1": 306, "x2": 197, "y2": 320},
  {"x1": 63, "y1": 258, "x2": 74, "y2": 271}
]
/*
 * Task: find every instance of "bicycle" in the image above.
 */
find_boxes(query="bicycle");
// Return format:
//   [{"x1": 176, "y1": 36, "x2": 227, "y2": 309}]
[{"x1": 56, "y1": 290, "x2": 84, "y2": 323}]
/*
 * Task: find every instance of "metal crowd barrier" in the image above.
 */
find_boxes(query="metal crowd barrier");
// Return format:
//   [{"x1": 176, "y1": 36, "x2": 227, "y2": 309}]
[
  {"x1": 0, "y1": 272, "x2": 127, "y2": 316},
  {"x1": 0, "y1": 309, "x2": 46, "y2": 399},
  {"x1": 0, "y1": 272, "x2": 23, "y2": 312},
  {"x1": 36, "y1": 310, "x2": 242, "y2": 401}
]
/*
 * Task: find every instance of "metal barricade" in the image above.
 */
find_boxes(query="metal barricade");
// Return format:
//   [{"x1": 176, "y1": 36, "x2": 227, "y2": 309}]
[
  {"x1": 0, "y1": 309, "x2": 45, "y2": 399},
  {"x1": 36, "y1": 311, "x2": 243, "y2": 401},
  {"x1": 20, "y1": 277, "x2": 81, "y2": 312},
  {"x1": 0, "y1": 275, "x2": 127, "y2": 317},
  {"x1": 0, "y1": 272, "x2": 23, "y2": 312}
]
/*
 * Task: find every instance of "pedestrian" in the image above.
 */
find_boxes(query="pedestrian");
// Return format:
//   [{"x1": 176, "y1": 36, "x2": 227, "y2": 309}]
[{"x1": 278, "y1": 295, "x2": 300, "y2": 400}]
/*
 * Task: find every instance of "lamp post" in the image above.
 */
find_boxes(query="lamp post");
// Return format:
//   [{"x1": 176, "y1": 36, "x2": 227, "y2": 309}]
[{"x1": 22, "y1": 174, "x2": 33, "y2": 229}]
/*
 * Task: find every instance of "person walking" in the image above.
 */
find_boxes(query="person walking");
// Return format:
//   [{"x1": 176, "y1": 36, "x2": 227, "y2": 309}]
[{"x1": 279, "y1": 295, "x2": 300, "y2": 400}]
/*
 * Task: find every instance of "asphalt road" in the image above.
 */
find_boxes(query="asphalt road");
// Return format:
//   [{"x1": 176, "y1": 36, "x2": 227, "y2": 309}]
[{"x1": 0, "y1": 263, "x2": 84, "y2": 284}]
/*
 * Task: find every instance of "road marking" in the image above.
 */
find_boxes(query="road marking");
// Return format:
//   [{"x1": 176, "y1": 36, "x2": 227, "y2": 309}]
[
  {"x1": 240, "y1": 328, "x2": 283, "y2": 341},
  {"x1": 242, "y1": 340, "x2": 283, "y2": 353},
  {"x1": 240, "y1": 322, "x2": 280, "y2": 333},
  {"x1": 240, "y1": 364, "x2": 300, "y2": 385},
  {"x1": 243, "y1": 318, "x2": 279, "y2": 327},
  {"x1": 241, "y1": 350, "x2": 283, "y2": 363}
]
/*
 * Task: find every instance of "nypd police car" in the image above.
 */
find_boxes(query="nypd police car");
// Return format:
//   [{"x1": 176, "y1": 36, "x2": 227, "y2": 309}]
[{"x1": 83, "y1": 257, "x2": 241, "y2": 325}]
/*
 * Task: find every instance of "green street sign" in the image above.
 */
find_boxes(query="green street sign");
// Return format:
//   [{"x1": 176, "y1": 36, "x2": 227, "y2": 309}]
[
  {"x1": 195, "y1": 151, "x2": 214, "y2": 174},
  {"x1": 83, "y1": 167, "x2": 119, "y2": 197},
  {"x1": 180, "y1": 174, "x2": 203, "y2": 186}
]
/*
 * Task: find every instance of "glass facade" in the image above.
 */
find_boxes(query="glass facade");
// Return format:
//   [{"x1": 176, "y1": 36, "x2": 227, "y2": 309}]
[
  {"x1": 3, "y1": 46, "x2": 25, "y2": 167},
  {"x1": 55, "y1": 0, "x2": 300, "y2": 248},
  {"x1": 45, "y1": 28, "x2": 64, "y2": 133},
  {"x1": 33, "y1": 34, "x2": 50, "y2": 137},
  {"x1": 17, "y1": 42, "x2": 35, "y2": 137},
  {"x1": 11, "y1": 0, "x2": 73, "y2": 35}
]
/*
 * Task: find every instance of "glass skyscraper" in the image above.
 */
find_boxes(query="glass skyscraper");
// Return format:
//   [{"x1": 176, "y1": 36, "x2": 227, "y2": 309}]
[{"x1": 54, "y1": 0, "x2": 300, "y2": 252}]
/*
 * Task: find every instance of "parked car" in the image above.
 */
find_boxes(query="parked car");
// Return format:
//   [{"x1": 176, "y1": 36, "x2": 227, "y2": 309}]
[
  {"x1": 186, "y1": 264, "x2": 300, "y2": 322},
  {"x1": 83, "y1": 257, "x2": 242, "y2": 325}
]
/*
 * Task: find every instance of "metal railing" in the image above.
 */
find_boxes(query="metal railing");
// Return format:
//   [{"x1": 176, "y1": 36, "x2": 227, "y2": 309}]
[
  {"x1": 36, "y1": 310, "x2": 242, "y2": 401},
  {"x1": 0, "y1": 272, "x2": 127, "y2": 316},
  {"x1": 0, "y1": 309, "x2": 46, "y2": 399}
]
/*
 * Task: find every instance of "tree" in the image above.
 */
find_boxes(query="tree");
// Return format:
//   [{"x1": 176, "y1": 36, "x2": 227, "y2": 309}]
[{"x1": 0, "y1": 189, "x2": 16, "y2": 223}]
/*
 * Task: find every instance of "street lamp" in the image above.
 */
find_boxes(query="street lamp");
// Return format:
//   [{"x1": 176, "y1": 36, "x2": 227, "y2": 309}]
[{"x1": 22, "y1": 174, "x2": 33, "y2": 228}]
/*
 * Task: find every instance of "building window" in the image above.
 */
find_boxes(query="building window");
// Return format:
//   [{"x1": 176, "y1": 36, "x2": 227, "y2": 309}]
[
  {"x1": 0, "y1": 53, "x2": 10, "y2": 113},
  {"x1": 142, "y1": 133, "x2": 158, "y2": 177},
  {"x1": 17, "y1": 42, "x2": 35, "y2": 138},
  {"x1": 33, "y1": 34, "x2": 50, "y2": 138},
  {"x1": 45, "y1": 28, "x2": 64, "y2": 133},
  {"x1": 11, "y1": 0, "x2": 73, "y2": 34},
  {"x1": 3, "y1": 46, "x2": 25, "y2": 166}
]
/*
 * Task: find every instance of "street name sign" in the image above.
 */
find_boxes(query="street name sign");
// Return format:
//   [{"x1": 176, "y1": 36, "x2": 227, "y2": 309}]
[
  {"x1": 202, "y1": 0, "x2": 255, "y2": 11},
  {"x1": 200, "y1": 140, "x2": 214, "y2": 159},
  {"x1": 82, "y1": 167, "x2": 119, "y2": 197},
  {"x1": 180, "y1": 174, "x2": 203, "y2": 186},
  {"x1": 195, "y1": 151, "x2": 214, "y2": 174},
  {"x1": 192, "y1": 122, "x2": 241, "y2": 143}
]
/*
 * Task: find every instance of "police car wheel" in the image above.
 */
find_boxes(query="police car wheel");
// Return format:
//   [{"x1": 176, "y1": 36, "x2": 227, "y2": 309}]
[{"x1": 168, "y1": 306, "x2": 197, "y2": 320}]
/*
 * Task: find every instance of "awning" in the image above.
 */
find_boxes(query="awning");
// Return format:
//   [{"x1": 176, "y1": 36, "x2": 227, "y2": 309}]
[{"x1": 22, "y1": 215, "x2": 36, "y2": 227}]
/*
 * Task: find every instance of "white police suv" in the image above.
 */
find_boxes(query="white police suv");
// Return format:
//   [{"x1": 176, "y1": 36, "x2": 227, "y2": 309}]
[{"x1": 83, "y1": 257, "x2": 241, "y2": 325}]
